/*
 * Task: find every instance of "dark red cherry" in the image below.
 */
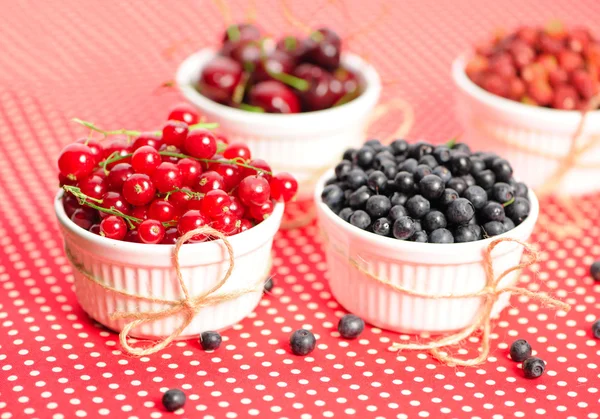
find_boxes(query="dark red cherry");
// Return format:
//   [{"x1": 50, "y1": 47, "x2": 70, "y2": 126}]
[
  {"x1": 276, "y1": 36, "x2": 307, "y2": 60},
  {"x1": 294, "y1": 64, "x2": 342, "y2": 111},
  {"x1": 199, "y1": 56, "x2": 243, "y2": 104},
  {"x1": 303, "y1": 28, "x2": 341, "y2": 71},
  {"x1": 254, "y1": 50, "x2": 295, "y2": 82},
  {"x1": 248, "y1": 81, "x2": 301, "y2": 113},
  {"x1": 222, "y1": 23, "x2": 261, "y2": 43},
  {"x1": 230, "y1": 40, "x2": 262, "y2": 71}
]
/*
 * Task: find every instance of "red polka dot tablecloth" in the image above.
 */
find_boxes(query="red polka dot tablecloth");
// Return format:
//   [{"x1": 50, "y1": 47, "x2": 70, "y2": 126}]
[{"x1": 1, "y1": 1, "x2": 600, "y2": 418}]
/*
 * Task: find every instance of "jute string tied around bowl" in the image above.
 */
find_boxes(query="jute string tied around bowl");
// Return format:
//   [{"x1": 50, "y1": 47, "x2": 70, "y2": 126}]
[
  {"x1": 66, "y1": 226, "x2": 267, "y2": 356},
  {"x1": 327, "y1": 236, "x2": 571, "y2": 366}
]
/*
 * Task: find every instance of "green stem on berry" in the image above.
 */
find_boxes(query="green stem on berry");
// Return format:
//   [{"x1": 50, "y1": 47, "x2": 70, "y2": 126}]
[
  {"x1": 226, "y1": 24, "x2": 241, "y2": 42},
  {"x1": 309, "y1": 30, "x2": 325, "y2": 42},
  {"x1": 163, "y1": 187, "x2": 204, "y2": 200},
  {"x1": 268, "y1": 71, "x2": 309, "y2": 91},
  {"x1": 333, "y1": 90, "x2": 359, "y2": 107},
  {"x1": 283, "y1": 36, "x2": 297, "y2": 51},
  {"x1": 446, "y1": 136, "x2": 458, "y2": 149},
  {"x1": 72, "y1": 119, "x2": 219, "y2": 139},
  {"x1": 158, "y1": 151, "x2": 272, "y2": 174},
  {"x1": 232, "y1": 73, "x2": 249, "y2": 105},
  {"x1": 503, "y1": 197, "x2": 515, "y2": 207},
  {"x1": 239, "y1": 103, "x2": 265, "y2": 113}
]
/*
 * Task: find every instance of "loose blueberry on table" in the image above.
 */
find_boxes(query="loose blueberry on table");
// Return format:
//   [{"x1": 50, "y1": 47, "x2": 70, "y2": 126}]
[
  {"x1": 290, "y1": 329, "x2": 317, "y2": 355},
  {"x1": 522, "y1": 357, "x2": 546, "y2": 379},
  {"x1": 322, "y1": 139, "x2": 531, "y2": 243},
  {"x1": 591, "y1": 260, "x2": 600, "y2": 281},
  {"x1": 466, "y1": 21, "x2": 600, "y2": 110},
  {"x1": 509, "y1": 339, "x2": 532, "y2": 362},
  {"x1": 162, "y1": 388, "x2": 186, "y2": 412},
  {"x1": 57, "y1": 106, "x2": 298, "y2": 243},
  {"x1": 200, "y1": 331, "x2": 222, "y2": 350},
  {"x1": 338, "y1": 314, "x2": 365, "y2": 339},
  {"x1": 197, "y1": 23, "x2": 362, "y2": 113}
]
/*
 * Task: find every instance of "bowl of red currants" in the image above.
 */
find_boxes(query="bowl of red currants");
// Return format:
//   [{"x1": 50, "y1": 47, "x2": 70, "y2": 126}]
[
  {"x1": 176, "y1": 23, "x2": 381, "y2": 199},
  {"x1": 315, "y1": 138, "x2": 539, "y2": 333},
  {"x1": 54, "y1": 109, "x2": 297, "y2": 338},
  {"x1": 453, "y1": 22, "x2": 600, "y2": 195}
]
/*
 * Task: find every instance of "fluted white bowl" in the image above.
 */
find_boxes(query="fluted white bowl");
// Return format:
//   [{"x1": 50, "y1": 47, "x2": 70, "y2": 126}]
[
  {"x1": 54, "y1": 191, "x2": 283, "y2": 339},
  {"x1": 176, "y1": 48, "x2": 382, "y2": 200},
  {"x1": 315, "y1": 169, "x2": 539, "y2": 333}
]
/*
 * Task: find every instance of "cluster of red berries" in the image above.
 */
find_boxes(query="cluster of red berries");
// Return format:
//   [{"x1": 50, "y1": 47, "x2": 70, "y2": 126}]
[
  {"x1": 58, "y1": 104, "x2": 298, "y2": 244},
  {"x1": 198, "y1": 22, "x2": 361, "y2": 113},
  {"x1": 466, "y1": 21, "x2": 600, "y2": 110}
]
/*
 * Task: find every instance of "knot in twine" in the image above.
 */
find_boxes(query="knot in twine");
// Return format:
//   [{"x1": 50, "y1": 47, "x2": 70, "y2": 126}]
[
  {"x1": 67, "y1": 227, "x2": 266, "y2": 356},
  {"x1": 339, "y1": 237, "x2": 571, "y2": 366}
]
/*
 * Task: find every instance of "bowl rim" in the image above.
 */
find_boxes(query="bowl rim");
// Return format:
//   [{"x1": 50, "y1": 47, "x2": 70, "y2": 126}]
[
  {"x1": 314, "y1": 168, "x2": 540, "y2": 254},
  {"x1": 54, "y1": 190, "x2": 285, "y2": 255},
  {"x1": 175, "y1": 48, "x2": 382, "y2": 125},
  {"x1": 452, "y1": 54, "x2": 600, "y2": 122}
]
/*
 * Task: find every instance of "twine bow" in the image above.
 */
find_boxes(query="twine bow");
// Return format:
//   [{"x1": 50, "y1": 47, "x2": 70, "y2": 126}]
[
  {"x1": 66, "y1": 227, "x2": 266, "y2": 356},
  {"x1": 331, "y1": 237, "x2": 570, "y2": 366}
]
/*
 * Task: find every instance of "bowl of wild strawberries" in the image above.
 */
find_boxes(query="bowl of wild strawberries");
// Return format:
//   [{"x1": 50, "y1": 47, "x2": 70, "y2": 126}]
[
  {"x1": 453, "y1": 22, "x2": 600, "y2": 195},
  {"x1": 54, "y1": 106, "x2": 297, "y2": 339},
  {"x1": 176, "y1": 23, "x2": 381, "y2": 199},
  {"x1": 315, "y1": 139, "x2": 539, "y2": 333}
]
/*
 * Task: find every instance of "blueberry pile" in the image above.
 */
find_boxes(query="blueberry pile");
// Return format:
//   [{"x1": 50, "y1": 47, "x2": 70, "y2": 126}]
[{"x1": 321, "y1": 139, "x2": 531, "y2": 243}]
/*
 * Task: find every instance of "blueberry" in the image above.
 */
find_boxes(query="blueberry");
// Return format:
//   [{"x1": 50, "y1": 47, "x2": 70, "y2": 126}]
[
  {"x1": 432, "y1": 165, "x2": 452, "y2": 184},
  {"x1": 390, "y1": 139, "x2": 409, "y2": 156},
  {"x1": 414, "y1": 164, "x2": 433, "y2": 183},
  {"x1": 364, "y1": 139, "x2": 383, "y2": 152},
  {"x1": 502, "y1": 217, "x2": 516, "y2": 231},
  {"x1": 390, "y1": 192, "x2": 409, "y2": 206},
  {"x1": 439, "y1": 188, "x2": 459, "y2": 207},
  {"x1": 393, "y1": 216, "x2": 416, "y2": 240},
  {"x1": 335, "y1": 160, "x2": 352, "y2": 180},
  {"x1": 450, "y1": 152, "x2": 472, "y2": 175},
  {"x1": 349, "y1": 185, "x2": 373, "y2": 209},
  {"x1": 162, "y1": 389, "x2": 186, "y2": 412},
  {"x1": 346, "y1": 169, "x2": 368, "y2": 190},
  {"x1": 290, "y1": 329, "x2": 316, "y2": 356},
  {"x1": 463, "y1": 185, "x2": 488, "y2": 209},
  {"x1": 338, "y1": 207, "x2": 353, "y2": 222},
  {"x1": 514, "y1": 182, "x2": 529, "y2": 198},
  {"x1": 398, "y1": 158, "x2": 418, "y2": 174},
  {"x1": 505, "y1": 197, "x2": 530, "y2": 225},
  {"x1": 200, "y1": 331, "x2": 222, "y2": 350},
  {"x1": 380, "y1": 160, "x2": 398, "y2": 179},
  {"x1": 432, "y1": 145, "x2": 451, "y2": 164},
  {"x1": 446, "y1": 198, "x2": 475, "y2": 225},
  {"x1": 410, "y1": 230, "x2": 428, "y2": 242},
  {"x1": 482, "y1": 152, "x2": 500, "y2": 168},
  {"x1": 367, "y1": 170, "x2": 388, "y2": 193},
  {"x1": 481, "y1": 201, "x2": 505, "y2": 222},
  {"x1": 349, "y1": 210, "x2": 371, "y2": 230},
  {"x1": 342, "y1": 148, "x2": 356, "y2": 161},
  {"x1": 593, "y1": 319, "x2": 600, "y2": 339},
  {"x1": 388, "y1": 205, "x2": 408, "y2": 221},
  {"x1": 469, "y1": 156, "x2": 486, "y2": 174},
  {"x1": 264, "y1": 276, "x2": 274, "y2": 292},
  {"x1": 413, "y1": 219, "x2": 422, "y2": 232},
  {"x1": 491, "y1": 182, "x2": 515, "y2": 204},
  {"x1": 394, "y1": 171, "x2": 415, "y2": 193},
  {"x1": 419, "y1": 174, "x2": 444, "y2": 200},
  {"x1": 492, "y1": 158, "x2": 513, "y2": 182},
  {"x1": 446, "y1": 177, "x2": 467, "y2": 196},
  {"x1": 406, "y1": 195, "x2": 430, "y2": 219},
  {"x1": 372, "y1": 217, "x2": 392, "y2": 236},
  {"x1": 452, "y1": 142, "x2": 471, "y2": 154},
  {"x1": 366, "y1": 195, "x2": 391, "y2": 218},
  {"x1": 408, "y1": 141, "x2": 434, "y2": 159},
  {"x1": 418, "y1": 154, "x2": 438, "y2": 168},
  {"x1": 454, "y1": 224, "x2": 480, "y2": 243},
  {"x1": 509, "y1": 339, "x2": 532, "y2": 362},
  {"x1": 395, "y1": 155, "x2": 407, "y2": 165},
  {"x1": 474, "y1": 169, "x2": 496, "y2": 189},
  {"x1": 523, "y1": 357, "x2": 545, "y2": 379},
  {"x1": 422, "y1": 210, "x2": 447, "y2": 232},
  {"x1": 591, "y1": 261, "x2": 600, "y2": 281},
  {"x1": 483, "y1": 221, "x2": 506, "y2": 237},
  {"x1": 355, "y1": 146, "x2": 375, "y2": 168},
  {"x1": 429, "y1": 228, "x2": 454, "y2": 243},
  {"x1": 321, "y1": 184, "x2": 345, "y2": 212},
  {"x1": 374, "y1": 150, "x2": 395, "y2": 166},
  {"x1": 461, "y1": 174, "x2": 476, "y2": 188},
  {"x1": 338, "y1": 314, "x2": 365, "y2": 339}
]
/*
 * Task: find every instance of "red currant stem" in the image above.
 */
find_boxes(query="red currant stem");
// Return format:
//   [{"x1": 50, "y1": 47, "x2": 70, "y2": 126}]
[
  {"x1": 216, "y1": 141, "x2": 227, "y2": 154},
  {"x1": 268, "y1": 70, "x2": 309, "y2": 92},
  {"x1": 73, "y1": 118, "x2": 219, "y2": 139},
  {"x1": 159, "y1": 151, "x2": 273, "y2": 175},
  {"x1": 503, "y1": 197, "x2": 515, "y2": 207},
  {"x1": 101, "y1": 151, "x2": 122, "y2": 174},
  {"x1": 163, "y1": 188, "x2": 204, "y2": 200},
  {"x1": 239, "y1": 103, "x2": 265, "y2": 113}
]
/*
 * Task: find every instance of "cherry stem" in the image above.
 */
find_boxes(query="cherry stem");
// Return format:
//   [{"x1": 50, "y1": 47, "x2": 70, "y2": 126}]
[
  {"x1": 503, "y1": 197, "x2": 515, "y2": 207},
  {"x1": 333, "y1": 90, "x2": 358, "y2": 107},
  {"x1": 239, "y1": 103, "x2": 265, "y2": 113},
  {"x1": 72, "y1": 118, "x2": 219, "y2": 139},
  {"x1": 232, "y1": 73, "x2": 249, "y2": 104},
  {"x1": 268, "y1": 70, "x2": 309, "y2": 91},
  {"x1": 226, "y1": 24, "x2": 241, "y2": 42},
  {"x1": 283, "y1": 36, "x2": 297, "y2": 51}
]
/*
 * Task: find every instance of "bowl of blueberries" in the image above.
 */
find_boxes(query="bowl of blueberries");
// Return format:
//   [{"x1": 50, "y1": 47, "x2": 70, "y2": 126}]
[
  {"x1": 176, "y1": 23, "x2": 381, "y2": 199},
  {"x1": 316, "y1": 138, "x2": 539, "y2": 333}
]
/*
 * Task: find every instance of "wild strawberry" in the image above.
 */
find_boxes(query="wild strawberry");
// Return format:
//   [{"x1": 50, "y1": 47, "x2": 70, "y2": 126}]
[
  {"x1": 571, "y1": 69, "x2": 598, "y2": 99},
  {"x1": 522, "y1": 63, "x2": 548, "y2": 83},
  {"x1": 507, "y1": 78, "x2": 526, "y2": 100},
  {"x1": 536, "y1": 54, "x2": 558, "y2": 73},
  {"x1": 527, "y1": 79, "x2": 553, "y2": 106},
  {"x1": 465, "y1": 55, "x2": 489, "y2": 79},
  {"x1": 489, "y1": 53, "x2": 516, "y2": 79},
  {"x1": 557, "y1": 50, "x2": 584, "y2": 72},
  {"x1": 548, "y1": 68, "x2": 569, "y2": 88},
  {"x1": 552, "y1": 85, "x2": 579, "y2": 110},
  {"x1": 480, "y1": 73, "x2": 508, "y2": 97},
  {"x1": 568, "y1": 27, "x2": 591, "y2": 53},
  {"x1": 516, "y1": 26, "x2": 539, "y2": 46},
  {"x1": 508, "y1": 40, "x2": 535, "y2": 69}
]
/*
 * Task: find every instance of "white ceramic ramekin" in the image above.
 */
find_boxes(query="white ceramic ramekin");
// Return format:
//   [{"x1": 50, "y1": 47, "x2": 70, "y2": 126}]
[
  {"x1": 315, "y1": 169, "x2": 539, "y2": 334},
  {"x1": 54, "y1": 191, "x2": 283, "y2": 339},
  {"x1": 176, "y1": 49, "x2": 382, "y2": 200},
  {"x1": 452, "y1": 56, "x2": 600, "y2": 195}
]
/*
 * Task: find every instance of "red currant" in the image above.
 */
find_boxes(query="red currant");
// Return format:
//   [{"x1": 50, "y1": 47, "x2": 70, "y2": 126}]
[
  {"x1": 186, "y1": 198, "x2": 203, "y2": 211},
  {"x1": 211, "y1": 213, "x2": 239, "y2": 235},
  {"x1": 213, "y1": 162, "x2": 242, "y2": 191},
  {"x1": 162, "y1": 120, "x2": 189, "y2": 148},
  {"x1": 223, "y1": 143, "x2": 251, "y2": 161},
  {"x1": 168, "y1": 103, "x2": 200, "y2": 125},
  {"x1": 107, "y1": 162, "x2": 134, "y2": 191},
  {"x1": 177, "y1": 210, "x2": 210, "y2": 242},
  {"x1": 238, "y1": 175, "x2": 270, "y2": 206},
  {"x1": 76, "y1": 138, "x2": 103, "y2": 165},
  {"x1": 148, "y1": 200, "x2": 178, "y2": 222},
  {"x1": 122, "y1": 173, "x2": 156, "y2": 206},
  {"x1": 243, "y1": 159, "x2": 272, "y2": 181},
  {"x1": 131, "y1": 145, "x2": 161, "y2": 175},
  {"x1": 71, "y1": 208, "x2": 97, "y2": 230},
  {"x1": 216, "y1": 133, "x2": 229, "y2": 145},
  {"x1": 201, "y1": 190, "x2": 232, "y2": 218},
  {"x1": 269, "y1": 172, "x2": 298, "y2": 202},
  {"x1": 63, "y1": 193, "x2": 82, "y2": 218},
  {"x1": 177, "y1": 158, "x2": 202, "y2": 187},
  {"x1": 102, "y1": 139, "x2": 132, "y2": 169},
  {"x1": 152, "y1": 162, "x2": 182, "y2": 193},
  {"x1": 132, "y1": 132, "x2": 162, "y2": 151},
  {"x1": 78, "y1": 174, "x2": 107, "y2": 200},
  {"x1": 228, "y1": 196, "x2": 245, "y2": 219},
  {"x1": 100, "y1": 191, "x2": 131, "y2": 218},
  {"x1": 59, "y1": 173, "x2": 78, "y2": 187},
  {"x1": 183, "y1": 129, "x2": 217, "y2": 159},
  {"x1": 167, "y1": 188, "x2": 192, "y2": 213},
  {"x1": 195, "y1": 171, "x2": 225, "y2": 193},
  {"x1": 130, "y1": 205, "x2": 148, "y2": 223},
  {"x1": 161, "y1": 227, "x2": 180, "y2": 244},
  {"x1": 100, "y1": 216, "x2": 128, "y2": 240},
  {"x1": 89, "y1": 224, "x2": 101, "y2": 235},
  {"x1": 125, "y1": 229, "x2": 142, "y2": 243},
  {"x1": 58, "y1": 143, "x2": 96, "y2": 181},
  {"x1": 159, "y1": 144, "x2": 182, "y2": 164},
  {"x1": 238, "y1": 218, "x2": 253, "y2": 233},
  {"x1": 137, "y1": 219, "x2": 165, "y2": 244},
  {"x1": 249, "y1": 199, "x2": 275, "y2": 221}
]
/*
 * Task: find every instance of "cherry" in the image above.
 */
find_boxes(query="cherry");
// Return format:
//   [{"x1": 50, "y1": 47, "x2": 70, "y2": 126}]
[
  {"x1": 168, "y1": 103, "x2": 200, "y2": 125},
  {"x1": 58, "y1": 143, "x2": 96, "y2": 181},
  {"x1": 249, "y1": 199, "x2": 275, "y2": 221},
  {"x1": 148, "y1": 199, "x2": 178, "y2": 222},
  {"x1": 242, "y1": 159, "x2": 272, "y2": 181},
  {"x1": 132, "y1": 132, "x2": 162, "y2": 151},
  {"x1": 248, "y1": 81, "x2": 300, "y2": 113},
  {"x1": 276, "y1": 36, "x2": 307, "y2": 60},
  {"x1": 270, "y1": 172, "x2": 298, "y2": 202},
  {"x1": 230, "y1": 40, "x2": 262, "y2": 70},
  {"x1": 89, "y1": 224, "x2": 101, "y2": 235},
  {"x1": 152, "y1": 162, "x2": 182, "y2": 193},
  {"x1": 254, "y1": 50, "x2": 295, "y2": 82},
  {"x1": 125, "y1": 229, "x2": 142, "y2": 243},
  {"x1": 78, "y1": 174, "x2": 107, "y2": 200},
  {"x1": 107, "y1": 162, "x2": 134, "y2": 191},
  {"x1": 167, "y1": 188, "x2": 192, "y2": 213},
  {"x1": 199, "y1": 56, "x2": 243, "y2": 104},
  {"x1": 303, "y1": 28, "x2": 341, "y2": 71},
  {"x1": 223, "y1": 142, "x2": 252, "y2": 161},
  {"x1": 100, "y1": 191, "x2": 131, "y2": 218},
  {"x1": 211, "y1": 213, "x2": 239, "y2": 235},
  {"x1": 76, "y1": 138, "x2": 103, "y2": 165},
  {"x1": 71, "y1": 208, "x2": 97, "y2": 230},
  {"x1": 294, "y1": 64, "x2": 341, "y2": 111},
  {"x1": 238, "y1": 175, "x2": 270, "y2": 206},
  {"x1": 177, "y1": 210, "x2": 210, "y2": 242},
  {"x1": 222, "y1": 23, "x2": 261, "y2": 43},
  {"x1": 201, "y1": 190, "x2": 231, "y2": 218},
  {"x1": 161, "y1": 227, "x2": 179, "y2": 244},
  {"x1": 159, "y1": 144, "x2": 182, "y2": 164},
  {"x1": 122, "y1": 173, "x2": 156, "y2": 206},
  {"x1": 183, "y1": 129, "x2": 217, "y2": 159},
  {"x1": 131, "y1": 145, "x2": 161, "y2": 175},
  {"x1": 228, "y1": 196, "x2": 245, "y2": 219},
  {"x1": 212, "y1": 162, "x2": 242, "y2": 191},
  {"x1": 334, "y1": 67, "x2": 360, "y2": 98},
  {"x1": 177, "y1": 158, "x2": 202, "y2": 187},
  {"x1": 100, "y1": 216, "x2": 127, "y2": 240},
  {"x1": 238, "y1": 218, "x2": 253, "y2": 233},
  {"x1": 162, "y1": 121, "x2": 189, "y2": 148},
  {"x1": 130, "y1": 205, "x2": 148, "y2": 223},
  {"x1": 138, "y1": 219, "x2": 165, "y2": 244}
]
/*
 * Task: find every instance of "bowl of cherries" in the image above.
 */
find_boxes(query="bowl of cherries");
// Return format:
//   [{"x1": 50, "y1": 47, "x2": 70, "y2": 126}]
[
  {"x1": 176, "y1": 23, "x2": 381, "y2": 199},
  {"x1": 54, "y1": 106, "x2": 298, "y2": 339},
  {"x1": 453, "y1": 22, "x2": 600, "y2": 195}
]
